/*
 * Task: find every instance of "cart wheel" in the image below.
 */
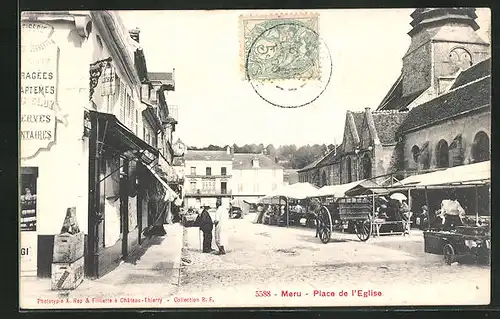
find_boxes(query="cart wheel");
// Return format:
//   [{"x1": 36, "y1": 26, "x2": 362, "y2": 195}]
[
  {"x1": 319, "y1": 226, "x2": 331, "y2": 244},
  {"x1": 355, "y1": 219, "x2": 372, "y2": 242},
  {"x1": 443, "y1": 243, "x2": 456, "y2": 265},
  {"x1": 318, "y1": 207, "x2": 333, "y2": 244}
]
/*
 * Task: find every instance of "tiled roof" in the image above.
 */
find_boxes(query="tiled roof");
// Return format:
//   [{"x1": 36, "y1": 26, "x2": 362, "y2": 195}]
[
  {"x1": 450, "y1": 58, "x2": 491, "y2": 90},
  {"x1": 148, "y1": 72, "x2": 173, "y2": 81},
  {"x1": 232, "y1": 154, "x2": 283, "y2": 170},
  {"x1": 297, "y1": 156, "x2": 324, "y2": 173},
  {"x1": 184, "y1": 150, "x2": 232, "y2": 161},
  {"x1": 321, "y1": 145, "x2": 345, "y2": 166},
  {"x1": 397, "y1": 76, "x2": 491, "y2": 134},
  {"x1": 377, "y1": 74, "x2": 427, "y2": 111},
  {"x1": 372, "y1": 111, "x2": 409, "y2": 145}
]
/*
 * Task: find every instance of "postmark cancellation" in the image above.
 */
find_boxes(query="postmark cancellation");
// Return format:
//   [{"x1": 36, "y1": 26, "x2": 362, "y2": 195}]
[{"x1": 239, "y1": 12, "x2": 321, "y2": 82}]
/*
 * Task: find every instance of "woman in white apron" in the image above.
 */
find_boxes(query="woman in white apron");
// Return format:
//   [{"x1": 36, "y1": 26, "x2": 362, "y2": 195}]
[{"x1": 214, "y1": 199, "x2": 229, "y2": 255}]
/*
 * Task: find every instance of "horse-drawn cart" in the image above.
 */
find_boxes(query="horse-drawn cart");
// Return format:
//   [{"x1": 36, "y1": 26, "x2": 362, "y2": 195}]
[{"x1": 317, "y1": 197, "x2": 373, "y2": 244}]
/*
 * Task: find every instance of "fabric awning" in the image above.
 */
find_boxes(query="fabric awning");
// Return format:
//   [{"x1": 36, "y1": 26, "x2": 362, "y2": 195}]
[
  {"x1": 395, "y1": 161, "x2": 490, "y2": 188},
  {"x1": 91, "y1": 110, "x2": 159, "y2": 165},
  {"x1": 270, "y1": 182, "x2": 320, "y2": 199},
  {"x1": 144, "y1": 162, "x2": 178, "y2": 202},
  {"x1": 317, "y1": 179, "x2": 386, "y2": 197}
]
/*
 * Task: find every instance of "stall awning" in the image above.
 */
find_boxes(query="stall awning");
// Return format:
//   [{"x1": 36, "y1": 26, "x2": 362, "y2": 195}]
[
  {"x1": 270, "y1": 182, "x2": 320, "y2": 199},
  {"x1": 395, "y1": 161, "x2": 490, "y2": 188},
  {"x1": 144, "y1": 162, "x2": 179, "y2": 202},
  {"x1": 91, "y1": 111, "x2": 159, "y2": 165}
]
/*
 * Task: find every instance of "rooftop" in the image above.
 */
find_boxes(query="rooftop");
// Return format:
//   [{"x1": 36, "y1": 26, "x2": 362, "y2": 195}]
[
  {"x1": 377, "y1": 75, "x2": 427, "y2": 111},
  {"x1": 450, "y1": 58, "x2": 491, "y2": 90},
  {"x1": 232, "y1": 153, "x2": 283, "y2": 170},
  {"x1": 148, "y1": 72, "x2": 174, "y2": 82},
  {"x1": 184, "y1": 150, "x2": 232, "y2": 162},
  {"x1": 397, "y1": 75, "x2": 491, "y2": 134}
]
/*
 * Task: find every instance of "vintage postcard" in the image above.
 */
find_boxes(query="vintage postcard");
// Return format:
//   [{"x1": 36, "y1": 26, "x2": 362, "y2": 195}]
[{"x1": 19, "y1": 8, "x2": 491, "y2": 309}]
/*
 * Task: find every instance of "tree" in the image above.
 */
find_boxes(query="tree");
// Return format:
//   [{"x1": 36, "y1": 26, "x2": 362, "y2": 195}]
[{"x1": 266, "y1": 144, "x2": 277, "y2": 158}]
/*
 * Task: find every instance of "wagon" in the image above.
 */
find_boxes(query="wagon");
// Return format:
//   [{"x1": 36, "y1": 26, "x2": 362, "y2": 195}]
[
  {"x1": 424, "y1": 226, "x2": 491, "y2": 265},
  {"x1": 317, "y1": 196, "x2": 373, "y2": 244}
]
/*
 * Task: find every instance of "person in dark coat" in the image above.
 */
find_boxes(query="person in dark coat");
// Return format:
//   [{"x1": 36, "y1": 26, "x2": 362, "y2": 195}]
[
  {"x1": 195, "y1": 207, "x2": 214, "y2": 253},
  {"x1": 308, "y1": 198, "x2": 323, "y2": 238}
]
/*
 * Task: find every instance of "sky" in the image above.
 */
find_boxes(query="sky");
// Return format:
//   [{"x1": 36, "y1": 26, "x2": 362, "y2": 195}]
[{"x1": 118, "y1": 8, "x2": 491, "y2": 148}]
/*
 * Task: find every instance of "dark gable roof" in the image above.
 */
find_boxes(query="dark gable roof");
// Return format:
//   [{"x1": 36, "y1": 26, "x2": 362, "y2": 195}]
[
  {"x1": 372, "y1": 111, "x2": 409, "y2": 145},
  {"x1": 232, "y1": 154, "x2": 283, "y2": 170},
  {"x1": 398, "y1": 76, "x2": 491, "y2": 134},
  {"x1": 148, "y1": 72, "x2": 173, "y2": 81},
  {"x1": 322, "y1": 144, "x2": 345, "y2": 166},
  {"x1": 377, "y1": 74, "x2": 427, "y2": 111},
  {"x1": 185, "y1": 150, "x2": 232, "y2": 161},
  {"x1": 450, "y1": 58, "x2": 491, "y2": 90},
  {"x1": 297, "y1": 155, "x2": 325, "y2": 173}
]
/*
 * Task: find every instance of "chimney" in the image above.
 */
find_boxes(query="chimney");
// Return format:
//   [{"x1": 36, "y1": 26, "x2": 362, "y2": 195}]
[
  {"x1": 226, "y1": 145, "x2": 231, "y2": 155},
  {"x1": 252, "y1": 157, "x2": 260, "y2": 168},
  {"x1": 129, "y1": 27, "x2": 140, "y2": 43}
]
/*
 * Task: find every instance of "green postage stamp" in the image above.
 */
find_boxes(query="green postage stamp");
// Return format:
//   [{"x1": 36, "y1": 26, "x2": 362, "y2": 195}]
[{"x1": 239, "y1": 12, "x2": 320, "y2": 82}]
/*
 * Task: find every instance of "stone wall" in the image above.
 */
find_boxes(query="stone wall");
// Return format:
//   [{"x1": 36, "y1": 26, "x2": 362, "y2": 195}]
[{"x1": 403, "y1": 110, "x2": 490, "y2": 170}]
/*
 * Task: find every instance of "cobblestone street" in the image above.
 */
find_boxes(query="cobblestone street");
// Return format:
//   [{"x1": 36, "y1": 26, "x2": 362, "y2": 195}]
[{"x1": 178, "y1": 214, "x2": 490, "y2": 307}]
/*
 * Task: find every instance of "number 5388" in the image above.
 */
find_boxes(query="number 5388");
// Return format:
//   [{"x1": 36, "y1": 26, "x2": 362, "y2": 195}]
[{"x1": 255, "y1": 290, "x2": 271, "y2": 297}]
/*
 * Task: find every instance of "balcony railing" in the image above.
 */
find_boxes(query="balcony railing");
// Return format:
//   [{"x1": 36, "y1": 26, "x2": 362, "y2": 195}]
[
  {"x1": 185, "y1": 189, "x2": 232, "y2": 196},
  {"x1": 185, "y1": 174, "x2": 232, "y2": 178}
]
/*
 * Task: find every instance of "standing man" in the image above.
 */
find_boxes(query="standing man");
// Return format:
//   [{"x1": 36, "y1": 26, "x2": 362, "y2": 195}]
[
  {"x1": 214, "y1": 199, "x2": 228, "y2": 255},
  {"x1": 195, "y1": 206, "x2": 214, "y2": 253},
  {"x1": 308, "y1": 198, "x2": 322, "y2": 238}
]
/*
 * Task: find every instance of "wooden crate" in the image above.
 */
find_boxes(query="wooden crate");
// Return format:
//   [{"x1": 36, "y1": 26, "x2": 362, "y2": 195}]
[
  {"x1": 53, "y1": 232, "x2": 84, "y2": 263},
  {"x1": 51, "y1": 256, "x2": 84, "y2": 290}
]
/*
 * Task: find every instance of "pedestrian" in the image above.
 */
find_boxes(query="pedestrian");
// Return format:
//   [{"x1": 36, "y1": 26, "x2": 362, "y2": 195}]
[
  {"x1": 195, "y1": 206, "x2": 215, "y2": 253},
  {"x1": 400, "y1": 200, "x2": 412, "y2": 234},
  {"x1": 214, "y1": 199, "x2": 228, "y2": 255},
  {"x1": 308, "y1": 198, "x2": 322, "y2": 238}
]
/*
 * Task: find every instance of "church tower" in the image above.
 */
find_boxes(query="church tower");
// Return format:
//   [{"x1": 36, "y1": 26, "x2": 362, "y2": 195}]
[{"x1": 402, "y1": 8, "x2": 490, "y2": 97}]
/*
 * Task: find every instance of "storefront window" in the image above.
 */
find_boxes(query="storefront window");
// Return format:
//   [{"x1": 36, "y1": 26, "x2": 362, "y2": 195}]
[{"x1": 20, "y1": 167, "x2": 38, "y2": 232}]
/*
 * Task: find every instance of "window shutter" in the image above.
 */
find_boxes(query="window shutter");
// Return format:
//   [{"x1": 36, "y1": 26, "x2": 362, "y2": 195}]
[{"x1": 119, "y1": 80, "x2": 125, "y2": 122}]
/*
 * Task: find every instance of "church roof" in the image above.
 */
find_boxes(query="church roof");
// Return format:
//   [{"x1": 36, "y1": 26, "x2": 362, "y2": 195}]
[
  {"x1": 376, "y1": 74, "x2": 427, "y2": 111},
  {"x1": 297, "y1": 152, "x2": 330, "y2": 172},
  {"x1": 232, "y1": 153, "x2": 283, "y2": 170},
  {"x1": 371, "y1": 111, "x2": 409, "y2": 145},
  {"x1": 397, "y1": 75, "x2": 491, "y2": 135},
  {"x1": 450, "y1": 58, "x2": 491, "y2": 90},
  {"x1": 409, "y1": 8, "x2": 480, "y2": 36}
]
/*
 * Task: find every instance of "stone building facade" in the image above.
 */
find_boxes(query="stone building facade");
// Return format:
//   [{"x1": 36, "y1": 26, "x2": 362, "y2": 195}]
[{"x1": 299, "y1": 8, "x2": 490, "y2": 187}]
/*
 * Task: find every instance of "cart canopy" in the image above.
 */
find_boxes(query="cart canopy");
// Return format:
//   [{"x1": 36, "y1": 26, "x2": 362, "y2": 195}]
[
  {"x1": 317, "y1": 179, "x2": 385, "y2": 197},
  {"x1": 270, "y1": 182, "x2": 320, "y2": 199},
  {"x1": 395, "y1": 161, "x2": 490, "y2": 188}
]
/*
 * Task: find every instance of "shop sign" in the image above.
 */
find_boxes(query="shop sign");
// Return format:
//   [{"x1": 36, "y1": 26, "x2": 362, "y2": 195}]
[
  {"x1": 21, "y1": 21, "x2": 55, "y2": 52},
  {"x1": 21, "y1": 21, "x2": 59, "y2": 159},
  {"x1": 21, "y1": 106, "x2": 56, "y2": 159}
]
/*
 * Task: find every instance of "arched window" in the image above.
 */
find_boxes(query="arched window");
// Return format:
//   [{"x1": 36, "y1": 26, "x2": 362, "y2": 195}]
[
  {"x1": 411, "y1": 145, "x2": 420, "y2": 163},
  {"x1": 449, "y1": 134, "x2": 464, "y2": 167},
  {"x1": 346, "y1": 157, "x2": 352, "y2": 183},
  {"x1": 361, "y1": 154, "x2": 372, "y2": 179},
  {"x1": 471, "y1": 131, "x2": 490, "y2": 163},
  {"x1": 322, "y1": 171, "x2": 327, "y2": 187},
  {"x1": 436, "y1": 139, "x2": 449, "y2": 168}
]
